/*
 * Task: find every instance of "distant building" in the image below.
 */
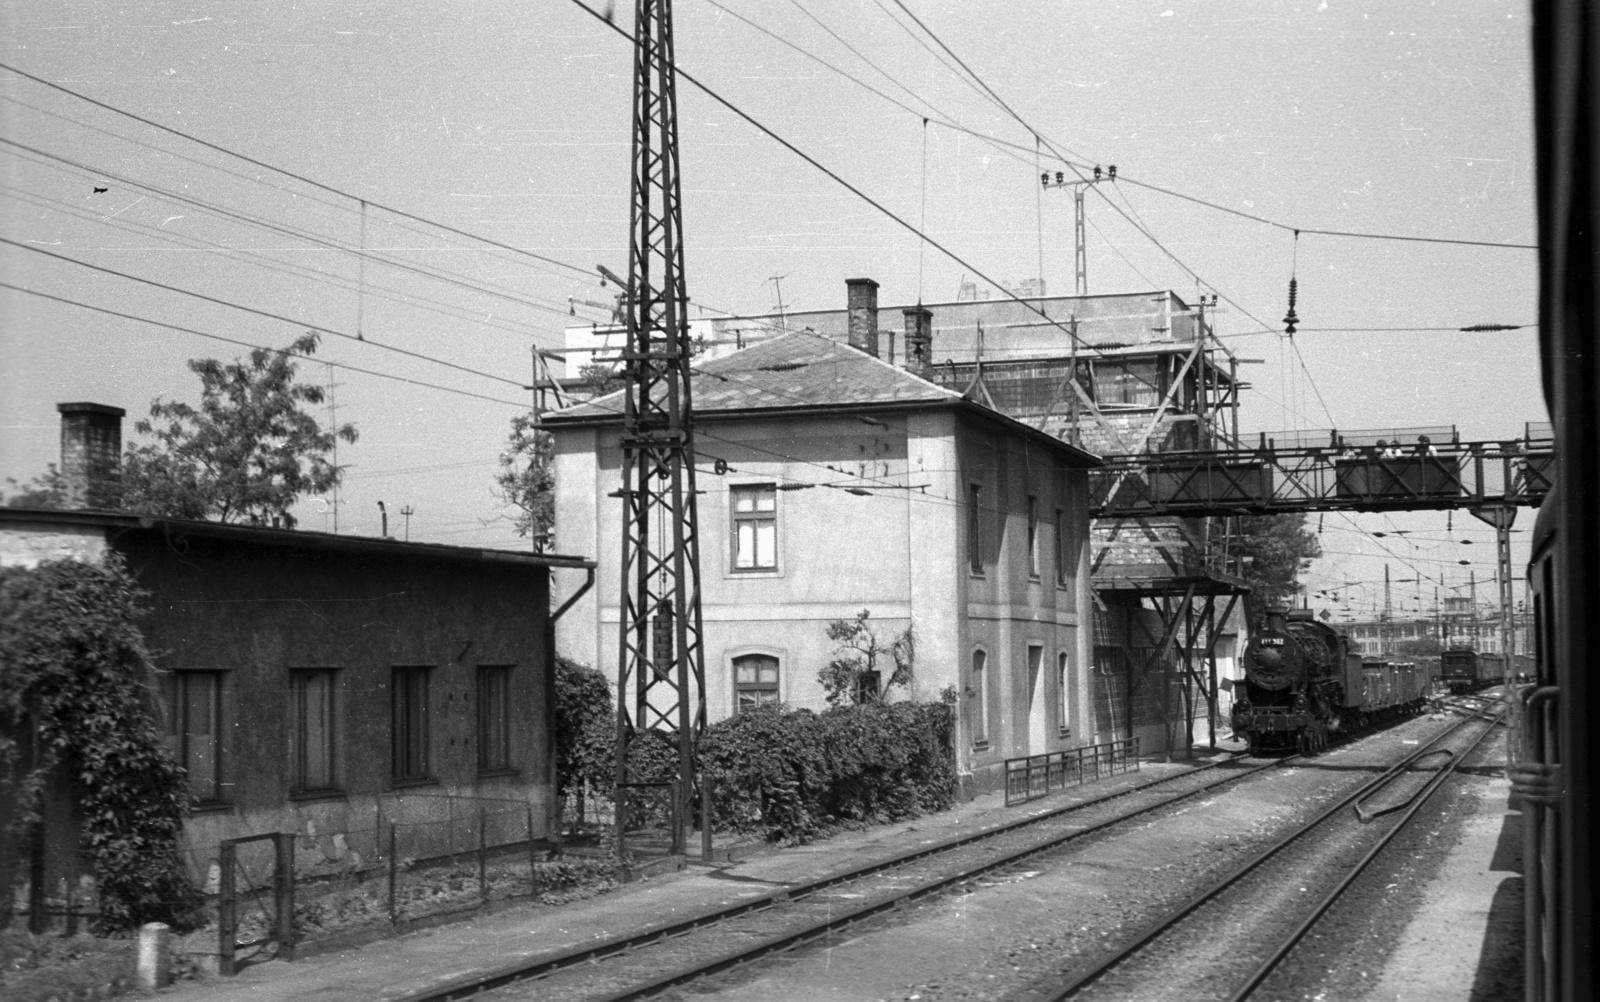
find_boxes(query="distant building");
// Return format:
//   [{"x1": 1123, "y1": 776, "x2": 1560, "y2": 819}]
[
  {"x1": 547, "y1": 280, "x2": 1101, "y2": 794},
  {"x1": 0, "y1": 405, "x2": 593, "y2": 899}
]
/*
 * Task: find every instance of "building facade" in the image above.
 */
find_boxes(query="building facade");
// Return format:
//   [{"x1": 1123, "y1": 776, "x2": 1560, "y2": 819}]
[{"x1": 547, "y1": 287, "x2": 1101, "y2": 794}]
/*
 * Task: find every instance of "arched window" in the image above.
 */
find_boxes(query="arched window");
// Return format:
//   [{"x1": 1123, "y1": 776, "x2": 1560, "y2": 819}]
[
  {"x1": 733, "y1": 654, "x2": 780, "y2": 712},
  {"x1": 971, "y1": 649, "x2": 989, "y2": 745}
]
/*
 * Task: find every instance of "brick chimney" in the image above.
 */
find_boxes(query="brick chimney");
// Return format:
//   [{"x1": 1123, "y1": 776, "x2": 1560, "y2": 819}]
[
  {"x1": 57, "y1": 402, "x2": 125, "y2": 510},
  {"x1": 902, "y1": 305, "x2": 933, "y2": 378},
  {"x1": 845, "y1": 278, "x2": 880, "y2": 357}
]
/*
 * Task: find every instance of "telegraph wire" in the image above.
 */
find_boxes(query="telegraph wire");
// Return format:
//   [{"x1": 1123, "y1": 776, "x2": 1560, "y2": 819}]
[
  {"x1": 0, "y1": 282, "x2": 530, "y2": 408},
  {"x1": 0, "y1": 237, "x2": 525, "y2": 388},
  {"x1": 0, "y1": 63, "x2": 596, "y2": 280},
  {"x1": 0, "y1": 180, "x2": 567, "y2": 344},
  {"x1": 0, "y1": 138, "x2": 580, "y2": 330},
  {"x1": 565, "y1": 0, "x2": 1116, "y2": 364}
]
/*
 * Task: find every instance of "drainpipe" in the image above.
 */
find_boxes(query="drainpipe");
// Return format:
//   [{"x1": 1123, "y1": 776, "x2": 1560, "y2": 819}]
[{"x1": 544, "y1": 566, "x2": 596, "y2": 846}]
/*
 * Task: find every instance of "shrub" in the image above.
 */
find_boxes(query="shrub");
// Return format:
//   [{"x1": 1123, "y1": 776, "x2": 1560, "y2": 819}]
[
  {"x1": 0, "y1": 557, "x2": 204, "y2": 933},
  {"x1": 699, "y1": 701, "x2": 955, "y2": 844}
]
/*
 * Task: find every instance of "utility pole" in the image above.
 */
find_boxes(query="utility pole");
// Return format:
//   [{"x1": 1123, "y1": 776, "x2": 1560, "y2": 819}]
[
  {"x1": 327, "y1": 361, "x2": 344, "y2": 533},
  {"x1": 1041, "y1": 165, "x2": 1113, "y2": 296},
  {"x1": 1382, "y1": 564, "x2": 1392, "y2": 657},
  {"x1": 399, "y1": 505, "x2": 414, "y2": 542},
  {"x1": 613, "y1": 0, "x2": 706, "y2": 862},
  {"x1": 1470, "y1": 507, "x2": 1517, "y2": 661}
]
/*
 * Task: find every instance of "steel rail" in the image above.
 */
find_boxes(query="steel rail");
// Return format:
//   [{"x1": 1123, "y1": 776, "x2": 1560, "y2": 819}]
[
  {"x1": 1021, "y1": 712, "x2": 1487, "y2": 1001},
  {"x1": 1226, "y1": 712, "x2": 1501, "y2": 1000},
  {"x1": 394, "y1": 751, "x2": 1273, "y2": 1002}
]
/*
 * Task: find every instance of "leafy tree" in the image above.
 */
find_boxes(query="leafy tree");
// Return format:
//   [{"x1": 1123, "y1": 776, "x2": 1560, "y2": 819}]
[
  {"x1": 578, "y1": 362, "x2": 622, "y2": 397},
  {"x1": 121, "y1": 333, "x2": 356, "y2": 526},
  {"x1": 1233, "y1": 513, "x2": 1323, "y2": 613},
  {"x1": 494, "y1": 413, "x2": 555, "y2": 550},
  {"x1": 3, "y1": 464, "x2": 66, "y2": 508},
  {"x1": 817, "y1": 609, "x2": 915, "y2": 706}
]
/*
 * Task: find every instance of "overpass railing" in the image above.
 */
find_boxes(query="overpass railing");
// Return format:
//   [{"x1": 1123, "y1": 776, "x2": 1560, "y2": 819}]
[{"x1": 1091, "y1": 427, "x2": 1553, "y2": 518}]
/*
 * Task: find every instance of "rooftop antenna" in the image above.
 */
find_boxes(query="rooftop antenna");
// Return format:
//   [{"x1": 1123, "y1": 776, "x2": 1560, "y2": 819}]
[{"x1": 767, "y1": 272, "x2": 790, "y2": 330}]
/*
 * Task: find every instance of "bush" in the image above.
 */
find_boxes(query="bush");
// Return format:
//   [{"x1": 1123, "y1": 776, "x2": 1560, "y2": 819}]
[
  {"x1": 0, "y1": 558, "x2": 204, "y2": 933},
  {"x1": 700, "y1": 701, "x2": 955, "y2": 844}
]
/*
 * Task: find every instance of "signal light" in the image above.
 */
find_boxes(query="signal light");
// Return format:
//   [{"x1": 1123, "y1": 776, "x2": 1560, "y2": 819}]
[
  {"x1": 1040, "y1": 172, "x2": 1049, "y2": 186},
  {"x1": 1108, "y1": 165, "x2": 1117, "y2": 179},
  {"x1": 1055, "y1": 171, "x2": 1064, "y2": 183}
]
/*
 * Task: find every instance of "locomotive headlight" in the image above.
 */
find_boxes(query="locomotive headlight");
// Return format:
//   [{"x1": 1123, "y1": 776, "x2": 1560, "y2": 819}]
[
  {"x1": 1292, "y1": 693, "x2": 1308, "y2": 712},
  {"x1": 1235, "y1": 699, "x2": 1250, "y2": 714}
]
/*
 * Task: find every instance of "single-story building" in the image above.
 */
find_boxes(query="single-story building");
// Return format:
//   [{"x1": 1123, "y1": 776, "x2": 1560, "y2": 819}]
[{"x1": 1, "y1": 403, "x2": 593, "y2": 904}]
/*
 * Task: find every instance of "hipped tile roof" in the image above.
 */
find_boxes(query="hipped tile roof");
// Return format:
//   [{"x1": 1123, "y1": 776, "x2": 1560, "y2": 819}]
[{"x1": 545, "y1": 332, "x2": 961, "y2": 422}]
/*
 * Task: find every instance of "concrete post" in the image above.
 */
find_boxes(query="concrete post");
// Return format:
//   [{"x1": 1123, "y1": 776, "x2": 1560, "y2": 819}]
[{"x1": 137, "y1": 922, "x2": 171, "y2": 989}]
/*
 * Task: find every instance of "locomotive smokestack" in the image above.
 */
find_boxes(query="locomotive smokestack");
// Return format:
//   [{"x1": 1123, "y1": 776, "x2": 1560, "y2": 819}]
[{"x1": 1264, "y1": 607, "x2": 1288, "y2": 633}]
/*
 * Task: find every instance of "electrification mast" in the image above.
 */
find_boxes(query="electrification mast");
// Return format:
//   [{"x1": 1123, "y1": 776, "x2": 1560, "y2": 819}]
[{"x1": 613, "y1": 0, "x2": 705, "y2": 859}]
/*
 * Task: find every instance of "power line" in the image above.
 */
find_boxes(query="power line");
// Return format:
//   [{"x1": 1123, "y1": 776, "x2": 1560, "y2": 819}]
[
  {"x1": 1113, "y1": 174, "x2": 1538, "y2": 251},
  {"x1": 0, "y1": 63, "x2": 596, "y2": 277},
  {"x1": 0, "y1": 236, "x2": 524, "y2": 387},
  {"x1": 0, "y1": 179, "x2": 566, "y2": 345},
  {"x1": 0, "y1": 138, "x2": 580, "y2": 330},
  {"x1": 0, "y1": 281, "x2": 530, "y2": 408}
]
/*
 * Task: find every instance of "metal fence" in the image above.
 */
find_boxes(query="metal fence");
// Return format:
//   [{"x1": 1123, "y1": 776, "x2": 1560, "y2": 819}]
[{"x1": 1003, "y1": 737, "x2": 1141, "y2": 808}]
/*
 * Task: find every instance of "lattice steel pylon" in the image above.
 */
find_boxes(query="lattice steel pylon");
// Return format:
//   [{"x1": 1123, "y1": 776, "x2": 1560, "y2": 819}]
[{"x1": 612, "y1": 0, "x2": 706, "y2": 861}]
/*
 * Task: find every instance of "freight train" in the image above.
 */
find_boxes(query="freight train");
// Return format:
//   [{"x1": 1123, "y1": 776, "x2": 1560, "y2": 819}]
[
  {"x1": 1439, "y1": 646, "x2": 1508, "y2": 694},
  {"x1": 1231, "y1": 608, "x2": 1433, "y2": 755}
]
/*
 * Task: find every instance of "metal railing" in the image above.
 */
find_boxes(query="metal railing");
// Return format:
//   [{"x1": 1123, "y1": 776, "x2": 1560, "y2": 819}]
[
  {"x1": 1004, "y1": 737, "x2": 1141, "y2": 807},
  {"x1": 1092, "y1": 434, "x2": 1553, "y2": 518}
]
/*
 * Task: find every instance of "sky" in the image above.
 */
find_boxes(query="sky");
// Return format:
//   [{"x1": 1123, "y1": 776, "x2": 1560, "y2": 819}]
[{"x1": 0, "y1": 1, "x2": 1543, "y2": 621}]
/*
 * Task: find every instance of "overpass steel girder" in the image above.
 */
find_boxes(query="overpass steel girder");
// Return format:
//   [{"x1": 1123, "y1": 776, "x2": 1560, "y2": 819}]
[{"x1": 1090, "y1": 441, "x2": 1554, "y2": 519}]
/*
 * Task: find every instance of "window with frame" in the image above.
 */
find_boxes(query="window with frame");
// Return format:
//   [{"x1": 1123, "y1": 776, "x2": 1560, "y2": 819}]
[
  {"x1": 971, "y1": 649, "x2": 989, "y2": 746},
  {"x1": 477, "y1": 665, "x2": 513, "y2": 773},
  {"x1": 733, "y1": 654, "x2": 780, "y2": 712},
  {"x1": 291, "y1": 669, "x2": 337, "y2": 793},
  {"x1": 968, "y1": 484, "x2": 984, "y2": 573},
  {"x1": 391, "y1": 666, "x2": 431, "y2": 782},
  {"x1": 1057, "y1": 652, "x2": 1071, "y2": 735},
  {"x1": 731, "y1": 485, "x2": 778, "y2": 571},
  {"x1": 1098, "y1": 360, "x2": 1161, "y2": 407},
  {"x1": 173, "y1": 671, "x2": 223, "y2": 802},
  {"x1": 852, "y1": 670, "x2": 881, "y2": 705},
  {"x1": 1055, "y1": 508, "x2": 1070, "y2": 586},
  {"x1": 1026, "y1": 495, "x2": 1040, "y2": 577}
]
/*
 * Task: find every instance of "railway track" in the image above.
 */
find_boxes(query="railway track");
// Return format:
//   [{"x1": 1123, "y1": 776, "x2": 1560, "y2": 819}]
[
  {"x1": 395, "y1": 750, "x2": 1287, "y2": 1002},
  {"x1": 1017, "y1": 709, "x2": 1501, "y2": 1002}
]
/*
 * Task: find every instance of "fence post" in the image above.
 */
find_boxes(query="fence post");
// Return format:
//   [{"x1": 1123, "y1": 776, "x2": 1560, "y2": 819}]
[
  {"x1": 701, "y1": 775, "x2": 713, "y2": 863},
  {"x1": 387, "y1": 824, "x2": 398, "y2": 926},
  {"x1": 478, "y1": 807, "x2": 488, "y2": 903},
  {"x1": 218, "y1": 841, "x2": 237, "y2": 977},
  {"x1": 275, "y1": 833, "x2": 295, "y2": 962},
  {"x1": 527, "y1": 805, "x2": 538, "y2": 891}
]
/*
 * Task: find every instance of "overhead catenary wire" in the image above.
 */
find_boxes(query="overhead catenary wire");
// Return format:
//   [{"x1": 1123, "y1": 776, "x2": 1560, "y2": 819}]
[
  {"x1": 0, "y1": 138, "x2": 581, "y2": 331},
  {"x1": 0, "y1": 62, "x2": 596, "y2": 279},
  {"x1": 0, "y1": 282, "x2": 531, "y2": 408},
  {"x1": 0, "y1": 179, "x2": 567, "y2": 345},
  {"x1": 0, "y1": 237, "x2": 525, "y2": 388}
]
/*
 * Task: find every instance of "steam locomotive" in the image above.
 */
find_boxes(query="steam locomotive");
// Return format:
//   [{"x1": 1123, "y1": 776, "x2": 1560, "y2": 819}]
[{"x1": 1231, "y1": 608, "x2": 1432, "y2": 755}]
